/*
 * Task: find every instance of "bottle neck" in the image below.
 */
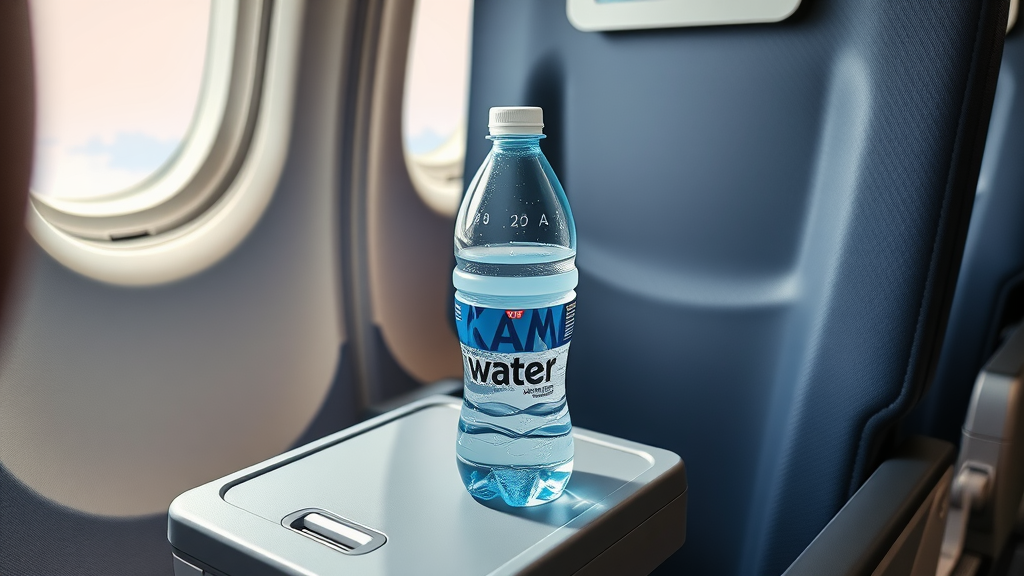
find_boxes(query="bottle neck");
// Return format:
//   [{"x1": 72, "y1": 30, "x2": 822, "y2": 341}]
[{"x1": 488, "y1": 134, "x2": 545, "y2": 153}]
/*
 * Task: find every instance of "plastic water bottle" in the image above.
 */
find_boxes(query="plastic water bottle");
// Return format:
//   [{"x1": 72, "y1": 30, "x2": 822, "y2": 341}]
[{"x1": 453, "y1": 106, "x2": 577, "y2": 507}]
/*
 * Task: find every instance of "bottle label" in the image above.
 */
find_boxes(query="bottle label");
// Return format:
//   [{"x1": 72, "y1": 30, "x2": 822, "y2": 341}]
[{"x1": 454, "y1": 296, "x2": 576, "y2": 403}]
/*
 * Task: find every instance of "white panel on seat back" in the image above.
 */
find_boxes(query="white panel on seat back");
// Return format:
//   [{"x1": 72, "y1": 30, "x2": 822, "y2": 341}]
[{"x1": 566, "y1": 0, "x2": 801, "y2": 32}]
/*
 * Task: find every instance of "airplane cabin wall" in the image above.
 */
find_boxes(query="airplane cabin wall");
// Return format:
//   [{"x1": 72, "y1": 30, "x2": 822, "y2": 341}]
[{"x1": 0, "y1": 2, "x2": 359, "y2": 573}]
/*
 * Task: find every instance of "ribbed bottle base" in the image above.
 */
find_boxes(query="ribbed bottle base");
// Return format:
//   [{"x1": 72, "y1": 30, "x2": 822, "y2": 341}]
[{"x1": 456, "y1": 454, "x2": 573, "y2": 507}]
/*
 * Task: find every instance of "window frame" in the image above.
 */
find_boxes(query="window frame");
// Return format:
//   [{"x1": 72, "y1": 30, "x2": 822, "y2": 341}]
[
  {"x1": 402, "y1": 123, "x2": 467, "y2": 217},
  {"x1": 31, "y1": 0, "x2": 267, "y2": 240},
  {"x1": 26, "y1": 0, "x2": 304, "y2": 285}
]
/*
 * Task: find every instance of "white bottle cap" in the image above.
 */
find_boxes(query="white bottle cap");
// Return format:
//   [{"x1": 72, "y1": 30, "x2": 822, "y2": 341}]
[{"x1": 488, "y1": 106, "x2": 544, "y2": 135}]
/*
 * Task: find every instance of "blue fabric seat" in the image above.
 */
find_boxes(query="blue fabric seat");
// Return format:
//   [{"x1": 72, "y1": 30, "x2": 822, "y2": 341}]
[
  {"x1": 464, "y1": 1, "x2": 1008, "y2": 574},
  {"x1": 911, "y1": 27, "x2": 1024, "y2": 449}
]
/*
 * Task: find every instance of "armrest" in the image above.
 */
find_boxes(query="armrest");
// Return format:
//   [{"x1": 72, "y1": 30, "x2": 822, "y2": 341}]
[
  {"x1": 784, "y1": 436, "x2": 954, "y2": 576},
  {"x1": 938, "y1": 323, "x2": 1024, "y2": 571}
]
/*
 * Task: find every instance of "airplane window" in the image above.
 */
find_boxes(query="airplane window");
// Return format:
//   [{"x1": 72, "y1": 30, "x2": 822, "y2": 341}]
[
  {"x1": 402, "y1": 0, "x2": 473, "y2": 217},
  {"x1": 29, "y1": 0, "x2": 211, "y2": 202},
  {"x1": 24, "y1": 0, "x2": 299, "y2": 287}
]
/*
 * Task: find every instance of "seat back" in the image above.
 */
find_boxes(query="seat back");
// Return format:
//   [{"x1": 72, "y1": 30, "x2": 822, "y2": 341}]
[
  {"x1": 911, "y1": 26, "x2": 1024, "y2": 447},
  {"x1": 465, "y1": 1, "x2": 1007, "y2": 573}
]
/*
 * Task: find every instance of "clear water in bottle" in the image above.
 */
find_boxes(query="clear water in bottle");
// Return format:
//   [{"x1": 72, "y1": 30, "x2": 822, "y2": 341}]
[{"x1": 453, "y1": 106, "x2": 577, "y2": 507}]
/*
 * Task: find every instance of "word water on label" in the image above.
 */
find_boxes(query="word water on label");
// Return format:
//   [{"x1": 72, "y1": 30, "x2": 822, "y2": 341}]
[
  {"x1": 465, "y1": 354, "x2": 557, "y2": 386},
  {"x1": 455, "y1": 298, "x2": 575, "y2": 401}
]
